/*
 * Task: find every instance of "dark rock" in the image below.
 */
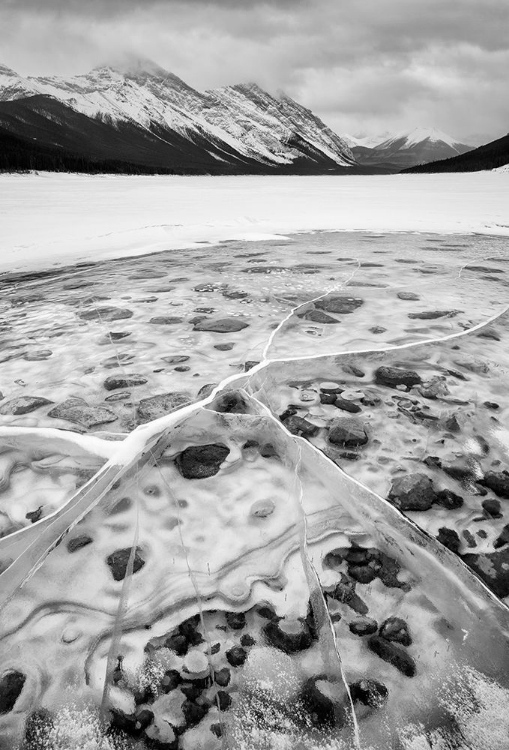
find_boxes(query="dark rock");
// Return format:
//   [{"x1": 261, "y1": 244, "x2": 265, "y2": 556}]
[
  {"x1": 179, "y1": 615, "x2": 204, "y2": 646},
  {"x1": 174, "y1": 366, "x2": 190, "y2": 372},
  {"x1": 444, "y1": 415, "x2": 461, "y2": 432},
  {"x1": 240, "y1": 633, "x2": 256, "y2": 648},
  {"x1": 320, "y1": 392, "x2": 338, "y2": 404},
  {"x1": 369, "y1": 326, "x2": 387, "y2": 334},
  {"x1": 388, "y1": 473, "x2": 436, "y2": 511},
  {"x1": 213, "y1": 343, "x2": 235, "y2": 351},
  {"x1": 106, "y1": 547, "x2": 145, "y2": 581},
  {"x1": 342, "y1": 365, "x2": 365, "y2": 378},
  {"x1": 214, "y1": 668, "x2": 231, "y2": 687},
  {"x1": 434, "y1": 489, "x2": 464, "y2": 510},
  {"x1": 217, "y1": 690, "x2": 232, "y2": 712},
  {"x1": 165, "y1": 634, "x2": 188, "y2": 656},
  {"x1": 482, "y1": 498, "x2": 502, "y2": 518},
  {"x1": 67, "y1": 535, "x2": 93, "y2": 553},
  {"x1": 182, "y1": 700, "x2": 208, "y2": 728},
  {"x1": 79, "y1": 307, "x2": 133, "y2": 322},
  {"x1": 349, "y1": 617, "x2": 378, "y2": 636},
  {"x1": 374, "y1": 366, "x2": 422, "y2": 389},
  {"x1": 25, "y1": 506, "x2": 43, "y2": 523},
  {"x1": 282, "y1": 415, "x2": 320, "y2": 438},
  {"x1": 104, "y1": 374, "x2": 148, "y2": 391},
  {"x1": 397, "y1": 292, "x2": 420, "y2": 301},
  {"x1": 465, "y1": 266, "x2": 504, "y2": 273},
  {"x1": 480, "y1": 471, "x2": 509, "y2": 499},
  {"x1": 379, "y1": 617, "x2": 412, "y2": 646},
  {"x1": 194, "y1": 283, "x2": 218, "y2": 292},
  {"x1": 149, "y1": 316, "x2": 183, "y2": 324},
  {"x1": 105, "y1": 392, "x2": 131, "y2": 402},
  {"x1": 494, "y1": 524, "x2": 509, "y2": 549},
  {"x1": 137, "y1": 392, "x2": 191, "y2": 422},
  {"x1": 0, "y1": 671, "x2": 26, "y2": 714},
  {"x1": 225, "y1": 646, "x2": 247, "y2": 667},
  {"x1": 225, "y1": 612, "x2": 246, "y2": 630},
  {"x1": 350, "y1": 679, "x2": 388, "y2": 709},
  {"x1": 193, "y1": 318, "x2": 249, "y2": 333},
  {"x1": 108, "y1": 331, "x2": 131, "y2": 341},
  {"x1": 334, "y1": 397, "x2": 362, "y2": 413},
  {"x1": 301, "y1": 676, "x2": 347, "y2": 728},
  {"x1": 222, "y1": 289, "x2": 249, "y2": 299},
  {"x1": 329, "y1": 576, "x2": 368, "y2": 615},
  {"x1": 462, "y1": 530, "x2": 477, "y2": 548},
  {"x1": 0, "y1": 396, "x2": 53, "y2": 415},
  {"x1": 48, "y1": 399, "x2": 117, "y2": 428},
  {"x1": 328, "y1": 417, "x2": 368, "y2": 447},
  {"x1": 315, "y1": 296, "x2": 364, "y2": 315},
  {"x1": 244, "y1": 361, "x2": 260, "y2": 371},
  {"x1": 161, "y1": 355, "x2": 190, "y2": 364},
  {"x1": 408, "y1": 310, "x2": 461, "y2": 319},
  {"x1": 463, "y1": 547, "x2": 509, "y2": 598},
  {"x1": 368, "y1": 636, "x2": 416, "y2": 677},
  {"x1": 301, "y1": 309, "x2": 339, "y2": 324},
  {"x1": 484, "y1": 402, "x2": 499, "y2": 410},
  {"x1": 263, "y1": 619, "x2": 313, "y2": 654},
  {"x1": 176, "y1": 443, "x2": 230, "y2": 479},
  {"x1": 348, "y1": 564, "x2": 377, "y2": 584}
]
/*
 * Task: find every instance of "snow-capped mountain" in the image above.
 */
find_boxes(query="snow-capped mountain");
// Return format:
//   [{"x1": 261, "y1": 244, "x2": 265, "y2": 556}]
[
  {"x1": 0, "y1": 59, "x2": 356, "y2": 174},
  {"x1": 351, "y1": 127, "x2": 474, "y2": 170}
]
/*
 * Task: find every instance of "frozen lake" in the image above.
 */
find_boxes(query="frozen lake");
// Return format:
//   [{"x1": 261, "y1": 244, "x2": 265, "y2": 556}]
[{"x1": 1, "y1": 173, "x2": 509, "y2": 749}]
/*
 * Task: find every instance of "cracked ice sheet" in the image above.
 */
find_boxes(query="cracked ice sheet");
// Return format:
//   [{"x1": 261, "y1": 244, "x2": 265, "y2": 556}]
[
  {"x1": 2, "y1": 391, "x2": 509, "y2": 748},
  {"x1": 0, "y1": 232, "x2": 508, "y2": 434},
  {"x1": 240, "y1": 302, "x2": 509, "y2": 603}
]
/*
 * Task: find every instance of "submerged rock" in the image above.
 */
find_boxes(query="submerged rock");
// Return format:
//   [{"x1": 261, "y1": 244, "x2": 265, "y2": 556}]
[
  {"x1": 193, "y1": 318, "x2": 249, "y2": 333},
  {"x1": 282, "y1": 415, "x2": 320, "y2": 438},
  {"x1": 137, "y1": 392, "x2": 191, "y2": 423},
  {"x1": 315, "y1": 296, "x2": 364, "y2": 314},
  {"x1": 368, "y1": 636, "x2": 416, "y2": 677},
  {"x1": 79, "y1": 307, "x2": 133, "y2": 322},
  {"x1": 462, "y1": 547, "x2": 509, "y2": 598},
  {"x1": 176, "y1": 444, "x2": 230, "y2": 479},
  {"x1": 47, "y1": 399, "x2": 117, "y2": 428},
  {"x1": 350, "y1": 679, "x2": 388, "y2": 709},
  {"x1": 388, "y1": 473, "x2": 436, "y2": 511},
  {"x1": 480, "y1": 471, "x2": 509, "y2": 499},
  {"x1": 104, "y1": 374, "x2": 148, "y2": 391},
  {"x1": 379, "y1": 617, "x2": 412, "y2": 646},
  {"x1": 106, "y1": 547, "x2": 145, "y2": 581},
  {"x1": 328, "y1": 418, "x2": 368, "y2": 447},
  {"x1": 0, "y1": 396, "x2": 53, "y2": 415},
  {"x1": 0, "y1": 671, "x2": 26, "y2": 714},
  {"x1": 374, "y1": 367, "x2": 422, "y2": 389},
  {"x1": 407, "y1": 310, "x2": 461, "y2": 320}
]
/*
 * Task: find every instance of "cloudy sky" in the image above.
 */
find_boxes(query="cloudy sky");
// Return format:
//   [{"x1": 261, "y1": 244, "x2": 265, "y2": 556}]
[{"x1": 2, "y1": 0, "x2": 508, "y2": 144}]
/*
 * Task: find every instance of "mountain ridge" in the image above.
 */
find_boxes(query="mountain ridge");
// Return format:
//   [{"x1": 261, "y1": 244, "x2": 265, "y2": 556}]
[{"x1": 0, "y1": 60, "x2": 360, "y2": 174}]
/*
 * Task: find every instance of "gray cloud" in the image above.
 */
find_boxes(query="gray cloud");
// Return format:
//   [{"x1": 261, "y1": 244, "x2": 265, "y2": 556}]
[{"x1": 1, "y1": 0, "x2": 508, "y2": 143}]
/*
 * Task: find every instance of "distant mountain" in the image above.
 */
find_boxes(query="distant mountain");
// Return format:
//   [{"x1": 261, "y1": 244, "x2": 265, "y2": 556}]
[
  {"x1": 342, "y1": 132, "x2": 393, "y2": 149},
  {"x1": 403, "y1": 131, "x2": 509, "y2": 173},
  {"x1": 351, "y1": 127, "x2": 474, "y2": 171},
  {"x1": 0, "y1": 59, "x2": 361, "y2": 175}
]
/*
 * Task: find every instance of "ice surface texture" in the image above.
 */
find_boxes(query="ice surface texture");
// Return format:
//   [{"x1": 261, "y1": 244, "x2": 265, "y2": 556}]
[{"x1": 0, "y1": 231, "x2": 509, "y2": 749}]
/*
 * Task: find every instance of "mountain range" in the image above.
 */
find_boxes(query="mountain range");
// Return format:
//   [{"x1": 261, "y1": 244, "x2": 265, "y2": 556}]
[{"x1": 0, "y1": 59, "x2": 496, "y2": 175}]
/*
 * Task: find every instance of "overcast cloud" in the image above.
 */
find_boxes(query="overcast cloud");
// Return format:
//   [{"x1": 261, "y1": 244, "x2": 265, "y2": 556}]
[{"x1": 1, "y1": 0, "x2": 508, "y2": 143}]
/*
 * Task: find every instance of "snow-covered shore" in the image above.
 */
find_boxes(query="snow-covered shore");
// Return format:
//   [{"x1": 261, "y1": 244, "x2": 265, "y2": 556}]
[{"x1": 1, "y1": 171, "x2": 508, "y2": 272}]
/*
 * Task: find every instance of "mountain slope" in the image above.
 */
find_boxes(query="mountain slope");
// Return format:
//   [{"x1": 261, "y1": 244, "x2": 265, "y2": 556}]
[
  {"x1": 0, "y1": 60, "x2": 356, "y2": 174},
  {"x1": 403, "y1": 132, "x2": 509, "y2": 173},
  {"x1": 352, "y1": 127, "x2": 473, "y2": 170}
]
